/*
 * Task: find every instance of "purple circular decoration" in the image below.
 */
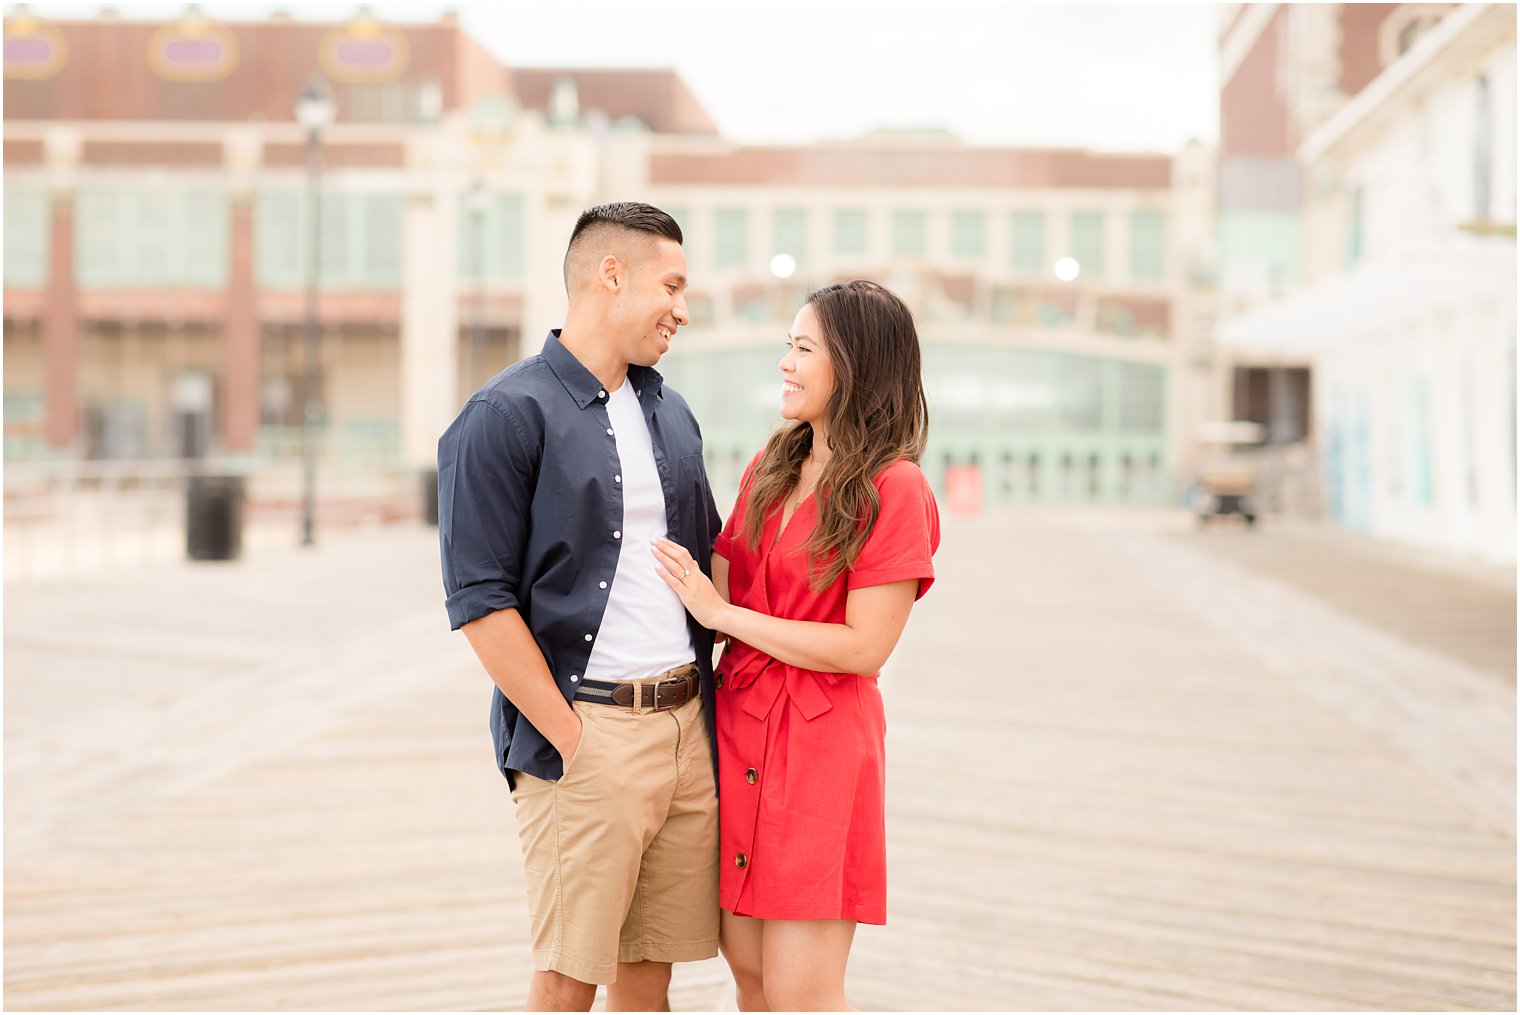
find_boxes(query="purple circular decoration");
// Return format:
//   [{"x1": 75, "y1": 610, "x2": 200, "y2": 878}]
[
  {"x1": 335, "y1": 40, "x2": 395, "y2": 67},
  {"x1": 4, "y1": 37, "x2": 53, "y2": 62},
  {"x1": 164, "y1": 38, "x2": 225, "y2": 63}
]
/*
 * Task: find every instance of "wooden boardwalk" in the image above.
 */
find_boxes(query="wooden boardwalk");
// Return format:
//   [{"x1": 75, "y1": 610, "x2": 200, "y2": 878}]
[{"x1": 5, "y1": 513, "x2": 1514, "y2": 1010}]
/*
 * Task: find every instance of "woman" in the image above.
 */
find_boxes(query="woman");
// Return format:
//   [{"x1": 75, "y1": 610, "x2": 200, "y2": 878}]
[{"x1": 652, "y1": 280, "x2": 940, "y2": 1011}]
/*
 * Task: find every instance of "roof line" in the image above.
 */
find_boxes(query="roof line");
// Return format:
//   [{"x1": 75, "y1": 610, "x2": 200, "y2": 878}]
[{"x1": 1299, "y1": 3, "x2": 1501, "y2": 163}]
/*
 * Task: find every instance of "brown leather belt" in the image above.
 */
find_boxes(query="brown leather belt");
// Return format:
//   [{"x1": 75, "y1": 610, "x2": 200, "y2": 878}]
[{"x1": 573, "y1": 662, "x2": 700, "y2": 712}]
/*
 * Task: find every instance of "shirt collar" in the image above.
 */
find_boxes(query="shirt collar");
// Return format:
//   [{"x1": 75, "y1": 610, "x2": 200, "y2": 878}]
[{"x1": 541, "y1": 329, "x2": 664, "y2": 409}]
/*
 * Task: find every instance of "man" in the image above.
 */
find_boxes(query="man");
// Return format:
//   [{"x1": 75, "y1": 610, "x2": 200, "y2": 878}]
[{"x1": 438, "y1": 202, "x2": 721, "y2": 1011}]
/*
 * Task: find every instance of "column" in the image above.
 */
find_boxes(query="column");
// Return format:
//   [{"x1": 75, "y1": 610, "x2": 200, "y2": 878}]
[
  {"x1": 222, "y1": 128, "x2": 263, "y2": 453},
  {"x1": 400, "y1": 185, "x2": 459, "y2": 468},
  {"x1": 222, "y1": 198, "x2": 259, "y2": 452},
  {"x1": 42, "y1": 128, "x2": 80, "y2": 452},
  {"x1": 522, "y1": 129, "x2": 595, "y2": 347},
  {"x1": 522, "y1": 191, "x2": 576, "y2": 351}
]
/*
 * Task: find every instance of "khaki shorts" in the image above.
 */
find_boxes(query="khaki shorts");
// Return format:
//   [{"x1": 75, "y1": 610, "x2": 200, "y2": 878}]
[{"x1": 509, "y1": 690, "x2": 719, "y2": 985}]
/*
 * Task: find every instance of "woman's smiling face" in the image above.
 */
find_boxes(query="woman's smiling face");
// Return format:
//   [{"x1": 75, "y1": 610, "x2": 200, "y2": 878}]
[{"x1": 779, "y1": 301, "x2": 836, "y2": 425}]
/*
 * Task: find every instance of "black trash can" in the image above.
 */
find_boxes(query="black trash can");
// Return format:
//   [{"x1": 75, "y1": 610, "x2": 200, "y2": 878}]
[
  {"x1": 186, "y1": 474, "x2": 245, "y2": 561},
  {"x1": 421, "y1": 467, "x2": 439, "y2": 527}
]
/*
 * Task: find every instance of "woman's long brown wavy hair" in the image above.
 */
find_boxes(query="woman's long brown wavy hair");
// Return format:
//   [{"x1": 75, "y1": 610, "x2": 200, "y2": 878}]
[{"x1": 740, "y1": 280, "x2": 929, "y2": 589}]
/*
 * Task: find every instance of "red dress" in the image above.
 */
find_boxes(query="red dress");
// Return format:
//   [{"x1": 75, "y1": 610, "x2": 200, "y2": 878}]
[{"x1": 712, "y1": 455, "x2": 940, "y2": 924}]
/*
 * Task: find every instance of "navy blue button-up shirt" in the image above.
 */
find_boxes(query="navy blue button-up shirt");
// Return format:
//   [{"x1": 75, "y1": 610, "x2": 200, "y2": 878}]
[{"x1": 438, "y1": 330, "x2": 722, "y2": 786}]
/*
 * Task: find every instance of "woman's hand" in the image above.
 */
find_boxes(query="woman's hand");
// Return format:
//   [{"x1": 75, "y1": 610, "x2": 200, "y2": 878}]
[{"x1": 652, "y1": 538, "x2": 729, "y2": 631}]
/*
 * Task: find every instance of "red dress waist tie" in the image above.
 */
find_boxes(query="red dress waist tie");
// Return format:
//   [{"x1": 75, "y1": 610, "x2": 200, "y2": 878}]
[{"x1": 723, "y1": 649, "x2": 844, "y2": 723}]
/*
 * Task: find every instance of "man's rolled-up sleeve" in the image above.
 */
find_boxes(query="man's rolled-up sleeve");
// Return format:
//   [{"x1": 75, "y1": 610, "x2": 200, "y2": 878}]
[{"x1": 438, "y1": 399, "x2": 536, "y2": 631}]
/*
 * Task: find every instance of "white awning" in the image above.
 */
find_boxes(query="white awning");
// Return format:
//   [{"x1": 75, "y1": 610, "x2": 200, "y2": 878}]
[{"x1": 1217, "y1": 239, "x2": 1516, "y2": 359}]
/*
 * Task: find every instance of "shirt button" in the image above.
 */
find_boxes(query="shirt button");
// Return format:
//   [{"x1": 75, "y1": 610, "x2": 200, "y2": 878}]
[
  {"x1": 613, "y1": 530, "x2": 621, "y2": 539},
  {"x1": 607, "y1": 428, "x2": 614, "y2": 436},
  {"x1": 715, "y1": 671, "x2": 725, "y2": 689},
  {"x1": 570, "y1": 675, "x2": 580, "y2": 682},
  {"x1": 635, "y1": 389, "x2": 641, "y2": 396},
  {"x1": 584, "y1": 633, "x2": 593, "y2": 642},
  {"x1": 599, "y1": 581, "x2": 608, "y2": 589},
  {"x1": 614, "y1": 474, "x2": 621, "y2": 483},
  {"x1": 735, "y1": 852, "x2": 748, "y2": 870},
  {"x1": 597, "y1": 389, "x2": 607, "y2": 399},
  {"x1": 746, "y1": 768, "x2": 758, "y2": 784}
]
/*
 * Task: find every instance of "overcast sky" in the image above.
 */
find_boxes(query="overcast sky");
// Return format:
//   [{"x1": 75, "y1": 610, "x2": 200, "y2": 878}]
[{"x1": 11, "y1": 1, "x2": 1221, "y2": 152}]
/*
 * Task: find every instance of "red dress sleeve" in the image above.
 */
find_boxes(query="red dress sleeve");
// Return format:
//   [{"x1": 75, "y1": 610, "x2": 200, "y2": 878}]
[
  {"x1": 847, "y1": 460, "x2": 941, "y2": 600},
  {"x1": 714, "y1": 449, "x2": 767, "y2": 560}
]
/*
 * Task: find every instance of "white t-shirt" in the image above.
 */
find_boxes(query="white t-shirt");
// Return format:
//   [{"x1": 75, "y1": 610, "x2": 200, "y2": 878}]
[{"x1": 582, "y1": 380, "x2": 697, "y2": 682}]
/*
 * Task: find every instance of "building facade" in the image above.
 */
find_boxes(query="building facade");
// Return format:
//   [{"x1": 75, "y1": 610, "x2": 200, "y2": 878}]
[
  {"x1": 1216, "y1": 2, "x2": 1516, "y2": 563},
  {"x1": 1212, "y1": 4, "x2": 1448, "y2": 466},
  {"x1": 4, "y1": 9, "x2": 1206, "y2": 510},
  {"x1": 640, "y1": 139, "x2": 1199, "y2": 503}
]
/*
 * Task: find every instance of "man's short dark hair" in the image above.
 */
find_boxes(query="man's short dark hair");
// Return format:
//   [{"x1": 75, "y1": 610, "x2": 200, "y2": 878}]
[{"x1": 563, "y1": 202, "x2": 683, "y2": 291}]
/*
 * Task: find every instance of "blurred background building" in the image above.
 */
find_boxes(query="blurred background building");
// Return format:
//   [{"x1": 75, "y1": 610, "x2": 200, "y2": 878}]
[
  {"x1": 2, "y1": 6, "x2": 1200, "y2": 517},
  {"x1": 1213, "y1": 2, "x2": 1516, "y2": 563},
  {"x1": 2, "y1": 3, "x2": 1514, "y2": 563}
]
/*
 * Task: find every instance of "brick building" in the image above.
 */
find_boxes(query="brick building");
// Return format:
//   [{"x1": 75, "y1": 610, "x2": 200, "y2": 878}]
[{"x1": 5, "y1": 9, "x2": 1203, "y2": 508}]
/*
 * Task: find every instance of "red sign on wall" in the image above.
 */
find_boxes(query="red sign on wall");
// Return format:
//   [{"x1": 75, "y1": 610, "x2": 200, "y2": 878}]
[{"x1": 945, "y1": 465, "x2": 983, "y2": 516}]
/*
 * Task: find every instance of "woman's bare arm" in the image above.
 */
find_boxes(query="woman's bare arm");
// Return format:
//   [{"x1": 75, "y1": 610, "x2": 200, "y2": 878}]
[{"x1": 657, "y1": 539, "x2": 916, "y2": 675}]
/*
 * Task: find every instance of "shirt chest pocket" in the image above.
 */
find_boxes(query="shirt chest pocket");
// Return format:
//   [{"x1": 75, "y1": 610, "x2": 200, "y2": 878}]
[{"x1": 676, "y1": 453, "x2": 709, "y2": 539}]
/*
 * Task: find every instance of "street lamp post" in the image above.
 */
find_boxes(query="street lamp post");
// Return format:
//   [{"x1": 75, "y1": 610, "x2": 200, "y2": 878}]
[{"x1": 295, "y1": 74, "x2": 335, "y2": 547}]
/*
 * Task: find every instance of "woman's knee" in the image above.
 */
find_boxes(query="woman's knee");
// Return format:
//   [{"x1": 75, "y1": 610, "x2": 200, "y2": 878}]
[
  {"x1": 721, "y1": 922, "x2": 764, "y2": 984},
  {"x1": 725, "y1": 958, "x2": 766, "y2": 1011},
  {"x1": 763, "y1": 971, "x2": 847, "y2": 1012},
  {"x1": 724, "y1": 948, "x2": 764, "y2": 990}
]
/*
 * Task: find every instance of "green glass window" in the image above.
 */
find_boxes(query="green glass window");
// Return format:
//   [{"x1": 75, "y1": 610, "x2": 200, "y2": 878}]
[
  {"x1": 458, "y1": 193, "x2": 525, "y2": 282},
  {"x1": 773, "y1": 208, "x2": 807, "y2": 266},
  {"x1": 495, "y1": 195, "x2": 525, "y2": 280},
  {"x1": 3, "y1": 187, "x2": 49, "y2": 288},
  {"x1": 182, "y1": 194, "x2": 227, "y2": 282},
  {"x1": 319, "y1": 192, "x2": 349, "y2": 278},
  {"x1": 255, "y1": 193, "x2": 301, "y2": 289},
  {"x1": 1071, "y1": 211, "x2": 1105, "y2": 278},
  {"x1": 76, "y1": 188, "x2": 227, "y2": 289},
  {"x1": 1057, "y1": 354, "x2": 1104, "y2": 432},
  {"x1": 257, "y1": 191, "x2": 403, "y2": 290},
  {"x1": 833, "y1": 208, "x2": 867, "y2": 255},
  {"x1": 950, "y1": 210, "x2": 986, "y2": 257},
  {"x1": 663, "y1": 205, "x2": 696, "y2": 266},
  {"x1": 354, "y1": 194, "x2": 403, "y2": 287},
  {"x1": 892, "y1": 209, "x2": 928, "y2": 256},
  {"x1": 1010, "y1": 212, "x2": 1044, "y2": 272},
  {"x1": 1118, "y1": 361, "x2": 1165, "y2": 433},
  {"x1": 365, "y1": 196, "x2": 404, "y2": 280},
  {"x1": 715, "y1": 208, "x2": 748, "y2": 268},
  {"x1": 1129, "y1": 210, "x2": 1165, "y2": 281},
  {"x1": 458, "y1": 199, "x2": 484, "y2": 279}
]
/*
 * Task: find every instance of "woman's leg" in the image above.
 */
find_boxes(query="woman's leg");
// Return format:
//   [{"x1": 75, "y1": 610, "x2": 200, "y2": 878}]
[
  {"x1": 720, "y1": 911, "x2": 769, "y2": 1011},
  {"x1": 760, "y1": 919, "x2": 857, "y2": 1012}
]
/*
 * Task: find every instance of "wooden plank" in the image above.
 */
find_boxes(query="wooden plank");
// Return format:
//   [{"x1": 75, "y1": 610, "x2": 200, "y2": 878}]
[{"x1": 4, "y1": 517, "x2": 1514, "y2": 1011}]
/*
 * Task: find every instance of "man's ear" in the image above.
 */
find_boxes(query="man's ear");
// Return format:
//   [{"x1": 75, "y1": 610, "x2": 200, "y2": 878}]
[{"x1": 599, "y1": 254, "x2": 621, "y2": 293}]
